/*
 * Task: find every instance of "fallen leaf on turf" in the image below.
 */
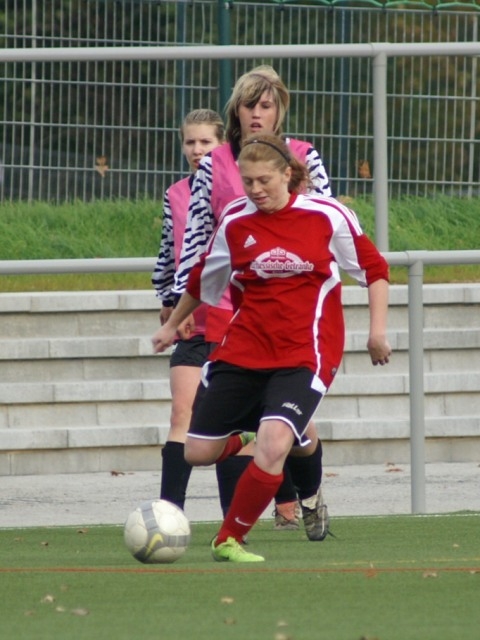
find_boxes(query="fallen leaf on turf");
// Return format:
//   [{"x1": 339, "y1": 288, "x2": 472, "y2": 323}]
[
  {"x1": 422, "y1": 571, "x2": 438, "y2": 578},
  {"x1": 24, "y1": 610, "x2": 35, "y2": 617},
  {"x1": 41, "y1": 594, "x2": 55, "y2": 603},
  {"x1": 360, "y1": 636, "x2": 380, "y2": 640},
  {"x1": 41, "y1": 541, "x2": 49, "y2": 547},
  {"x1": 277, "y1": 620, "x2": 288, "y2": 627},
  {"x1": 14, "y1": 536, "x2": 24, "y2": 542},
  {"x1": 55, "y1": 606, "x2": 66, "y2": 613},
  {"x1": 60, "y1": 584, "x2": 69, "y2": 592},
  {"x1": 224, "y1": 617, "x2": 236, "y2": 625},
  {"x1": 77, "y1": 528, "x2": 89, "y2": 534},
  {"x1": 221, "y1": 596, "x2": 234, "y2": 604},
  {"x1": 71, "y1": 608, "x2": 89, "y2": 616},
  {"x1": 274, "y1": 633, "x2": 293, "y2": 640},
  {"x1": 469, "y1": 570, "x2": 479, "y2": 575},
  {"x1": 452, "y1": 543, "x2": 459, "y2": 548}
]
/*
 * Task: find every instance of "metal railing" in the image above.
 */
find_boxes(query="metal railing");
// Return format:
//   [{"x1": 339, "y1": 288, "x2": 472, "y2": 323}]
[
  {"x1": 2, "y1": 248, "x2": 480, "y2": 513},
  {"x1": 1, "y1": 42, "x2": 479, "y2": 252}
]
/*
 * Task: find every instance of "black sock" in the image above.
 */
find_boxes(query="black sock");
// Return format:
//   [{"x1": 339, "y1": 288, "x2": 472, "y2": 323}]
[
  {"x1": 285, "y1": 440, "x2": 323, "y2": 501},
  {"x1": 160, "y1": 441, "x2": 192, "y2": 510},
  {"x1": 215, "y1": 455, "x2": 252, "y2": 517},
  {"x1": 274, "y1": 463, "x2": 298, "y2": 504}
]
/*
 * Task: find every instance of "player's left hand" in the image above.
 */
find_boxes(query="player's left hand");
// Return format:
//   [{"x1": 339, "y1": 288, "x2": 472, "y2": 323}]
[
  {"x1": 176, "y1": 314, "x2": 196, "y2": 340},
  {"x1": 367, "y1": 334, "x2": 392, "y2": 366},
  {"x1": 159, "y1": 306, "x2": 173, "y2": 325}
]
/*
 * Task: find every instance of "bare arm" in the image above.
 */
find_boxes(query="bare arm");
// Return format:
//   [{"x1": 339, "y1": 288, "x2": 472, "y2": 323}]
[
  {"x1": 152, "y1": 292, "x2": 201, "y2": 353},
  {"x1": 367, "y1": 278, "x2": 391, "y2": 366}
]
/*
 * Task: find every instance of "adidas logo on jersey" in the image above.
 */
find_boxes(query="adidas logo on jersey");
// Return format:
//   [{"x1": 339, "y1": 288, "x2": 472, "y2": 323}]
[{"x1": 244, "y1": 234, "x2": 256, "y2": 248}]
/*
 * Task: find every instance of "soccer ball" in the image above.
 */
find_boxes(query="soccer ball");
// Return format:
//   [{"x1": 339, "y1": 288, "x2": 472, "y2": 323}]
[{"x1": 124, "y1": 499, "x2": 191, "y2": 564}]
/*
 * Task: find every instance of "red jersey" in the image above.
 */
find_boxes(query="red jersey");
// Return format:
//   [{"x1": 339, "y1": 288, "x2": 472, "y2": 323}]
[
  {"x1": 186, "y1": 193, "x2": 389, "y2": 393},
  {"x1": 174, "y1": 139, "x2": 332, "y2": 342}
]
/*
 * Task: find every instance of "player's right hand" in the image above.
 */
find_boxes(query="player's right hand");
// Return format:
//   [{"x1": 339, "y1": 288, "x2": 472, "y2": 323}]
[{"x1": 152, "y1": 325, "x2": 177, "y2": 353}]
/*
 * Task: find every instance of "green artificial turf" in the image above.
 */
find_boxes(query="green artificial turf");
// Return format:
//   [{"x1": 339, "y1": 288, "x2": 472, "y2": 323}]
[{"x1": 1, "y1": 514, "x2": 479, "y2": 639}]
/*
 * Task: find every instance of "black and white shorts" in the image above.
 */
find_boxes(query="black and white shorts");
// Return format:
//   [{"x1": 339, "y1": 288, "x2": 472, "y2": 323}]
[
  {"x1": 169, "y1": 335, "x2": 216, "y2": 368},
  {"x1": 188, "y1": 361, "x2": 324, "y2": 446}
]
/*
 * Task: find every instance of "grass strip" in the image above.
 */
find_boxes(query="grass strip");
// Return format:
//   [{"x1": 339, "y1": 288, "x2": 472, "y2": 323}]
[{"x1": 1, "y1": 514, "x2": 479, "y2": 639}]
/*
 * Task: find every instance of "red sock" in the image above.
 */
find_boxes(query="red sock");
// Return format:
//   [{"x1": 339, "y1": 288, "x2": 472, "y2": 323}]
[
  {"x1": 215, "y1": 434, "x2": 245, "y2": 463},
  {"x1": 216, "y1": 460, "x2": 283, "y2": 544}
]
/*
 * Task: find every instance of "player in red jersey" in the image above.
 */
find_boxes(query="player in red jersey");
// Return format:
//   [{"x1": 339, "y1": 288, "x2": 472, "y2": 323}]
[
  {"x1": 152, "y1": 134, "x2": 391, "y2": 562},
  {"x1": 174, "y1": 65, "x2": 332, "y2": 530}
]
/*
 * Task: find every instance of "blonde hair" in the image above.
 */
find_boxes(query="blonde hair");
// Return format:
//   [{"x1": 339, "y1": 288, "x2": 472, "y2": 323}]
[
  {"x1": 225, "y1": 66, "x2": 290, "y2": 149},
  {"x1": 239, "y1": 133, "x2": 310, "y2": 194},
  {"x1": 179, "y1": 108, "x2": 225, "y2": 143}
]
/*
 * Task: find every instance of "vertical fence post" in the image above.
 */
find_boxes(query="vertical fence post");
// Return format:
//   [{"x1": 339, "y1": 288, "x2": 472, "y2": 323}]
[
  {"x1": 217, "y1": 1, "x2": 232, "y2": 113},
  {"x1": 336, "y1": 10, "x2": 352, "y2": 197},
  {"x1": 175, "y1": 1, "x2": 188, "y2": 175},
  {"x1": 28, "y1": 0, "x2": 38, "y2": 203},
  {"x1": 372, "y1": 51, "x2": 389, "y2": 252},
  {"x1": 467, "y1": 16, "x2": 478, "y2": 200},
  {"x1": 408, "y1": 258, "x2": 426, "y2": 513}
]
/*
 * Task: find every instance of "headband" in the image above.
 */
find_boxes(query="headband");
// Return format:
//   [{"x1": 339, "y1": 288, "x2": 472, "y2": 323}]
[{"x1": 243, "y1": 139, "x2": 291, "y2": 164}]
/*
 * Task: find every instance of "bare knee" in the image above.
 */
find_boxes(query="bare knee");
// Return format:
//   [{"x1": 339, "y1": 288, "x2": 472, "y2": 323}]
[
  {"x1": 168, "y1": 405, "x2": 192, "y2": 442},
  {"x1": 255, "y1": 420, "x2": 294, "y2": 474},
  {"x1": 184, "y1": 438, "x2": 223, "y2": 467}
]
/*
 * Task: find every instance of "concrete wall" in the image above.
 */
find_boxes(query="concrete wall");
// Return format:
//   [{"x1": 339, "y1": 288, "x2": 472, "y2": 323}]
[{"x1": 1, "y1": 284, "x2": 479, "y2": 475}]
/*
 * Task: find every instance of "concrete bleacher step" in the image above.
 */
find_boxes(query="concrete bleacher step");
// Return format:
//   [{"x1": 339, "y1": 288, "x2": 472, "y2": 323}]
[{"x1": 1, "y1": 283, "x2": 480, "y2": 475}]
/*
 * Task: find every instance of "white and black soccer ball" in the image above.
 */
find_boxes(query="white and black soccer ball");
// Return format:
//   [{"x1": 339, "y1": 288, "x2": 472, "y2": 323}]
[{"x1": 124, "y1": 499, "x2": 191, "y2": 564}]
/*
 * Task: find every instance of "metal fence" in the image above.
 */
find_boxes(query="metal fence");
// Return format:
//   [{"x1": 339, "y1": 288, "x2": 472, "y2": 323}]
[{"x1": 0, "y1": 1, "x2": 479, "y2": 202}]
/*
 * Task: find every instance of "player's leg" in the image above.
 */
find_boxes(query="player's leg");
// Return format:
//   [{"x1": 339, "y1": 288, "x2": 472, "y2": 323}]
[
  {"x1": 265, "y1": 367, "x2": 330, "y2": 541},
  {"x1": 273, "y1": 464, "x2": 300, "y2": 530},
  {"x1": 185, "y1": 363, "x2": 269, "y2": 561},
  {"x1": 212, "y1": 417, "x2": 292, "y2": 562},
  {"x1": 160, "y1": 362, "x2": 200, "y2": 509},
  {"x1": 160, "y1": 336, "x2": 207, "y2": 509},
  {"x1": 211, "y1": 367, "x2": 324, "y2": 561},
  {"x1": 288, "y1": 423, "x2": 330, "y2": 541},
  {"x1": 216, "y1": 442, "x2": 300, "y2": 528},
  {"x1": 184, "y1": 361, "x2": 261, "y2": 468},
  {"x1": 215, "y1": 454, "x2": 252, "y2": 517}
]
